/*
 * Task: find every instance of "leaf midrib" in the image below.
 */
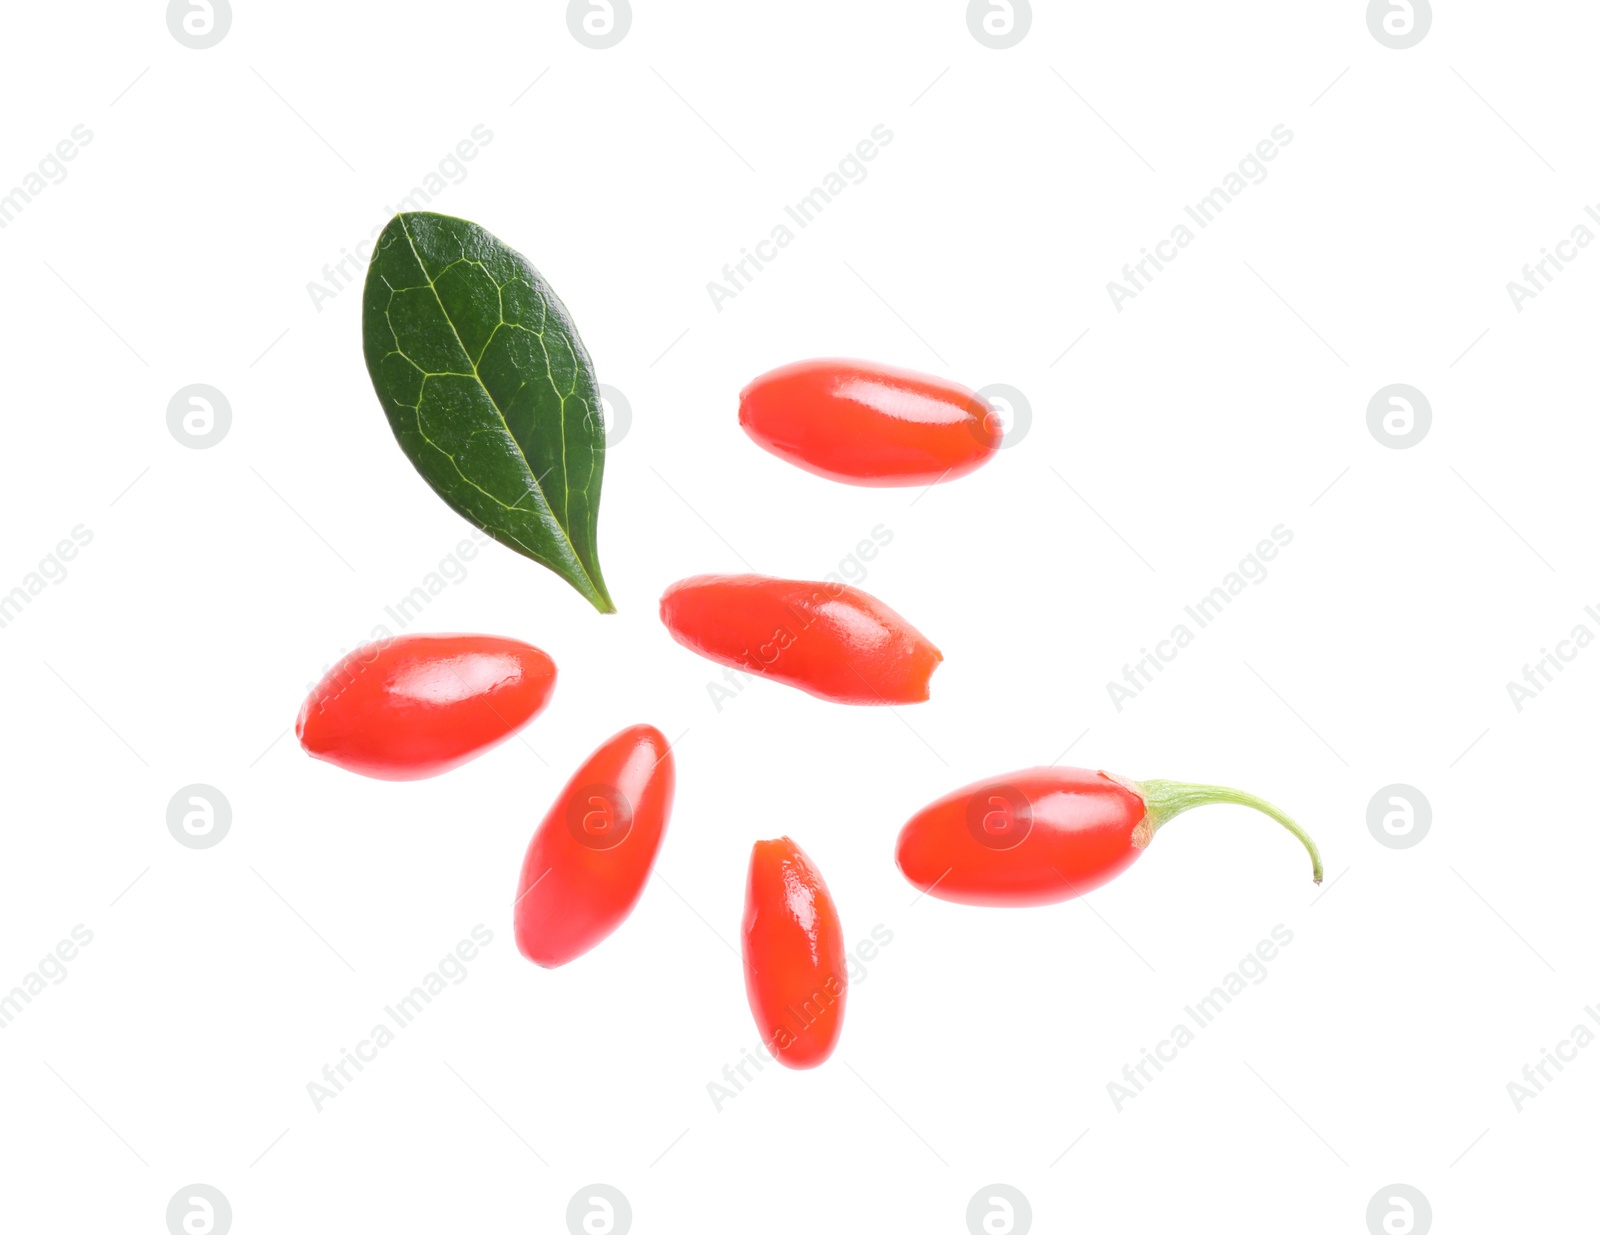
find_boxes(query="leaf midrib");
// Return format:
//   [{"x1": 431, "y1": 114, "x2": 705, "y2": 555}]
[{"x1": 395, "y1": 214, "x2": 599, "y2": 598}]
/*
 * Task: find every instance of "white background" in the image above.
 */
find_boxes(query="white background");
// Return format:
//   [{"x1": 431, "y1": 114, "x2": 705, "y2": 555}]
[{"x1": 1, "y1": 2, "x2": 1594, "y2": 1232}]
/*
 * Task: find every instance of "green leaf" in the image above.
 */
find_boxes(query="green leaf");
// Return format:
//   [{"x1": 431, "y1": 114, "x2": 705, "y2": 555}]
[{"x1": 362, "y1": 212, "x2": 614, "y2": 612}]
